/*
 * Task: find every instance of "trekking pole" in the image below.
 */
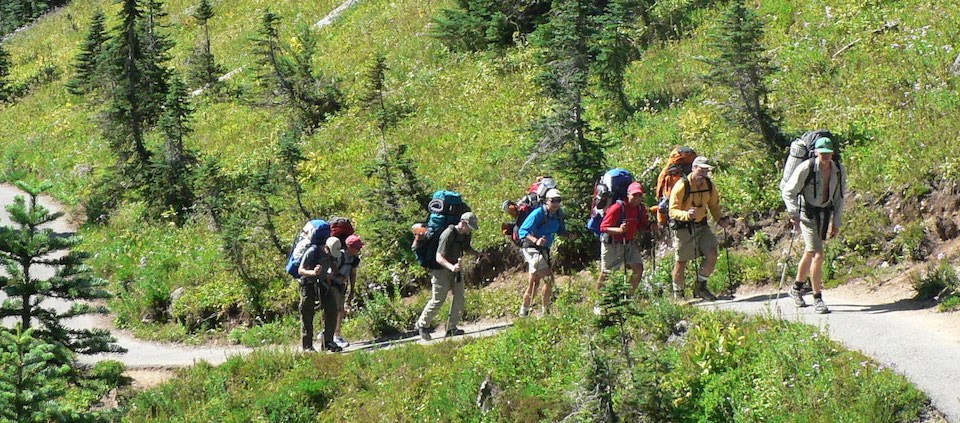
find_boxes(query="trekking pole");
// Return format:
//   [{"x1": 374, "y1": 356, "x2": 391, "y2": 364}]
[
  {"x1": 722, "y1": 224, "x2": 734, "y2": 291},
  {"x1": 775, "y1": 227, "x2": 798, "y2": 312}
]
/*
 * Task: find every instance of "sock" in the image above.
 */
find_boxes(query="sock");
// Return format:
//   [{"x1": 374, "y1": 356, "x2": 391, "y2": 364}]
[
  {"x1": 793, "y1": 282, "x2": 805, "y2": 291},
  {"x1": 813, "y1": 293, "x2": 823, "y2": 300},
  {"x1": 697, "y1": 273, "x2": 709, "y2": 282}
]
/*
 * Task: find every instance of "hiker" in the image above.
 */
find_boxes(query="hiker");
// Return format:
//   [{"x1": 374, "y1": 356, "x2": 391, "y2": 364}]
[
  {"x1": 781, "y1": 137, "x2": 845, "y2": 314},
  {"x1": 597, "y1": 182, "x2": 652, "y2": 307},
  {"x1": 329, "y1": 234, "x2": 363, "y2": 348},
  {"x1": 299, "y1": 236, "x2": 343, "y2": 352},
  {"x1": 518, "y1": 188, "x2": 576, "y2": 316},
  {"x1": 416, "y1": 212, "x2": 482, "y2": 341},
  {"x1": 668, "y1": 156, "x2": 730, "y2": 301}
]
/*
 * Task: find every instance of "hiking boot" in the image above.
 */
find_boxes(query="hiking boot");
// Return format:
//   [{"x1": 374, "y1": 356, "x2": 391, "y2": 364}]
[
  {"x1": 814, "y1": 298, "x2": 830, "y2": 314},
  {"x1": 541, "y1": 306, "x2": 550, "y2": 316},
  {"x1": 672, "y1": 290, "x2": 686, "y2": 301},
  {"x1": 693, "y1": 283, "x2": 717, "y2": 302},
  {"x1": 302, "y1": 346, "x2": 317, "y2": 353},
  {"x1": 333, "y1": 335, "x2": 349, "y2": 348},
  {"x1": 417, "y1": 324, "x2": 432, "y2": 341},
  {"x1": 788, "y1": 288, "x2": 807, "y2": 307},
  {"x1": 519, "y1": 305, "x2": 529, "y2": 317},
  {"x1": 322, "y1": 341, "x2": 343, "y2": 353},
  {"x1": 445, "y1": 328, "x2": 465, "y2": 337}
]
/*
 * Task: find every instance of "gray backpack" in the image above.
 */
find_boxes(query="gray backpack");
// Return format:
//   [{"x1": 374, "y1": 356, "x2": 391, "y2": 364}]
[{"x1": 779, "y1": 129, "x2": 840, "y2": 191}]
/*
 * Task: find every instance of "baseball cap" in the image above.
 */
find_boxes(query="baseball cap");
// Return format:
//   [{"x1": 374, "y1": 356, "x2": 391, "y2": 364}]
[
  {"x1": 815, "y1": 137, "x2": 834, "y2": 153},
  {"x1": 692, "y1": 156, "x2": 714, "y2": 170},
  {"x1": 325, "y1": 237, "x2": 343, "y2": 258},
  {"x1": 627, "y1": 182, "x2": 644, "y2": 195},
  {"x1": 461, "y1": 212, "x2": 479, "y2": 231},
  {"x1": 545, "y1": 188, "x2": 562, "y2": 199},
  {"x1": 345, "y1": 234, "x2": 364, "y2": 250}
]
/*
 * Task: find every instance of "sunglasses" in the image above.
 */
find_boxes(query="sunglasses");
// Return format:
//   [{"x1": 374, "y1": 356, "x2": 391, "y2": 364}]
[{"x1": 548, "y1": 198, "x2": 562, "y2": 204}]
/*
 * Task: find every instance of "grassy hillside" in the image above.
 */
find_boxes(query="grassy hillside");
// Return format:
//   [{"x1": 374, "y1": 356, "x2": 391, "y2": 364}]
[
  {"x1": 2, "y1": 0, "x2": 960, "y2": 337},
  {"x1": 122, "y1": 294, "x2": 935, "y2": 422}
]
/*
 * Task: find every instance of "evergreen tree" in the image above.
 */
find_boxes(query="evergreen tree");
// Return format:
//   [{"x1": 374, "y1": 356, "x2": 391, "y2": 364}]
[
  {"x1": 0, "y1": 181, "x2": 122, "y2": 361},
  {"x1": 361, "y1": 55, "x2": 429, "y2": 284},
  {"x1": 185, "y1": 0, "x2": 224, "y2": 90},
  {"x1": 137, "y1": 0, "x2": 173, "y2": 122},
  {"x1": 528, "y1": 0, "x2": 609, "y2": 267},
  {"x1": 65, "y1": 10, "x2": 108, "y2": 96},
  {"x1": 251, "y1": 11, "x2": 342, "y2": 132},
  {"x1": 276, "y1": 127, "x2": 313, "y2": 219},
  {"x1": 0, "y1": 42, "x2": 11, "y2": 102},
  {"x1": 150, "y1": 76, "x2": 197, "y2": 223},
  {"x1": 0, "y1": 326, "x2": 71, "y2": 423},
  {"x1": 432, "y1": 0, "x2": 552, "y2": 52},
  {"x1": 590, "y1": 0, "x2": 642, "y2": 120},
  {"x1": 100, "y1": 0, "x2": 153, "y2": 182},
  {"x1": 702, "y1": 0, "x2": 784, "y2": 152}
]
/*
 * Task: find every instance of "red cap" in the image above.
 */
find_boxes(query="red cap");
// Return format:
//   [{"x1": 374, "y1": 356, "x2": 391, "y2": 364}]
[
  {"x1": 627, "y1": 182, "x2": 644, "y2": 195},
  {"x1": 345, "y1": 234, "x2": 364, "y2": 250}
]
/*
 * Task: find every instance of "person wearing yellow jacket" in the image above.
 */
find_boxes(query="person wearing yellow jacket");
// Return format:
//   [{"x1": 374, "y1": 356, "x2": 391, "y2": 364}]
[{"x1": 668, "y1": 156, "x2": 730, "y2": 300}]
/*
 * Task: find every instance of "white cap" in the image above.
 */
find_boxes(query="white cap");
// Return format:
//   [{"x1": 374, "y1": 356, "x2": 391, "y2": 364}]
[
  {"x1": 545, "y1": 188, "x2": 562, "y2": 199},
  {"x1": 325, "y1": 237, "x2": 343, "y2": 258}
]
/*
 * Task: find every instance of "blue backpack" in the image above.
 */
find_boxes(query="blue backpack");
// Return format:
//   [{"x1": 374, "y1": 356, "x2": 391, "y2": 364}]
[
  {"x1": 285, "y1": 219, "x2": 331, "y2": 278},
  {"x1": 586, "y1": 169, "x2": 634, "y2": 237},
  {"x1": 416, "y1": 190, "x2": 470, "y2": 269}
]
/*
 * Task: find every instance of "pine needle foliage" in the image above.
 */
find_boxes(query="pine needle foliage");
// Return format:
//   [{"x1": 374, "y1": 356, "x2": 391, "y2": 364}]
[
  {"x1": 185, "y1": 0, "x2": 224, "y2": 91},
  {"x1": 65, "y1": 10, "x2": 109, "y2": 96},
  {"x1": 0, "y1": 42, "x2": 10, "y2": 102},
  {"x1": 0, "y1": 181, "x2": 122, "y2": 360},
  {"x1": 432, "y1": 0, "x2": 552, "y2": 52},
  {"x1": 0, "y1": 326, "x2": 71, "y2": 423},
  {"x1": 702, "y1": 0, "x2": 784, "y2": 153}
]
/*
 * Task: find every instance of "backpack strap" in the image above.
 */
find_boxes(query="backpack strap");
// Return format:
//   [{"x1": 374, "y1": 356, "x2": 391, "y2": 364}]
[{"x1": 681, "y1": 176, "x2": 714, "y2": 204}]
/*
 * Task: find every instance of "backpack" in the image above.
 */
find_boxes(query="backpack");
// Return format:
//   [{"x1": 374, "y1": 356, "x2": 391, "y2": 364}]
[
  {"x1": 586, "y1": 169, "x2": 634, "y2": 237},
  {"x1": 666, "y1": 175, "x2": 715, "y2": 230},
  {"x1": 329, "y1": 216, "x2": 355, "y2": 244},
  {"x1": 415, "y1": 190, "x2": 470, "y2": 268},
  {"x1": 501, "y1": 176, "x2": 556, "y2": 246},
  {"x1": 285, "y1": 219, "x2": 331, "y2": 278},
  {"x1": 653, "y1": 146, "x2": 697, "y2": 225},
  {"x1": 426, "y1": 190, "x2": 471, "y2": 233},
  {"x1": 779, "y1": 129, "x2": 842, "y2": 191}
]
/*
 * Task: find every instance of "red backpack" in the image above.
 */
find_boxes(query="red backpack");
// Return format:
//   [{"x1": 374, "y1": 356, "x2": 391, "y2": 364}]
[{"x1": 653, "y1": 146, "x2": 697, "y2": 225}]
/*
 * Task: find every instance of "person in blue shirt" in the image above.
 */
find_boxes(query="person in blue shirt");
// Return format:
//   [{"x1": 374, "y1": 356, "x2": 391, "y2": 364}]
[{"x1": 518, "y1": 188, "x2": 576, "y2": 316}]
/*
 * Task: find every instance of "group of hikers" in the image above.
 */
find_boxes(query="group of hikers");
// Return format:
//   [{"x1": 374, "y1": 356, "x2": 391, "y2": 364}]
[{"x1": 291, "y1": 130, "x2": 846, "y2": 351}]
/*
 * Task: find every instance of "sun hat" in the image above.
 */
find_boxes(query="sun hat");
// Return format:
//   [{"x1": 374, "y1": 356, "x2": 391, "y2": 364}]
[
  {"x1": 692, "y1": 156, "x2": 714, "y2": 170},
  {"x1": 461, "y1": 212, "x2": 479, "y2": 231},
  {"x1": 325, "y1": 237, "x2": 343, "y2": 258},
  {"x1": 815, "y1": 137, "x2": 834, "y2": 154},
  {"x1": 345, "y1": 234, "x2": 364, "y2": 250}
]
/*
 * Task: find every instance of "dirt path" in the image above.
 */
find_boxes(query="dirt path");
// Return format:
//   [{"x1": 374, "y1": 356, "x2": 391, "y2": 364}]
[{"x1": 706, "y1": 281, "x2": 960, "y2": 423}]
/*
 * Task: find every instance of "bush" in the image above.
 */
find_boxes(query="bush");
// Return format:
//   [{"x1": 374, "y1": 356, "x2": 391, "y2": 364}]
[{"x1": 431, "y1": 0, "x2": 552, "y2": 52}]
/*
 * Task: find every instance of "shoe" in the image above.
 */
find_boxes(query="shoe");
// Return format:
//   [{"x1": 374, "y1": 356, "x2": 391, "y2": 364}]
[
  {"x1": 672, "y1": 290, "x2": 685, "y2": 300},
  {"x1": 303, "y1": 347, "x2": 317, "y2": 353},
  {"x1": 593, "y1": 305, "x2": 602, "y2": 315},
  {"x1": 519, "y1": 305, "x2": 529, "y2": 317},
  {"x1": 418, "y1": 324, "x2": 432, "y2": 341},
  {"x1": 788, "y1": 288, "x2": 807, "y2": 307},
  {"x1": 322, "y1": 341, "x2": 343, "y2": 353},
  {"x1": 541, "y1": 306, "x2": 550, "y2": 316},
  {"x1": 814, "y1": 298, "x2": 830, "y2": 314},
  {"x1": 445, "y1": 328, "x2": 465, "y2": 337},
  {"x1": 333, "y1": 335, "x2": 349, "y2": 348},
  {"x1": 693, "y1": 284, "x2": 717, "y2": 302}
]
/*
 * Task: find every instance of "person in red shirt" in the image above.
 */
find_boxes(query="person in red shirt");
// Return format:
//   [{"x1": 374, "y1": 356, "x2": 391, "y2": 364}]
[{"x1": 596, "y1": 182, "x2": 652, "y2": 312}]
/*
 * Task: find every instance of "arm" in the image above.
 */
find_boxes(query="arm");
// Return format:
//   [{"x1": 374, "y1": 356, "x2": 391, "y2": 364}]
[
  {"x1": 781, "y1": 161, "x2": 811, "y2": 220},
  {"x1": 519, "y1": 208, "x2": 547, "y2": 246},
  {"x1": 832, "y1": 164, "x2": 846, "y2": 234},
  {"x1": 600, "y1": 202, "x2": 625, "y2": 234},
  {"x1": 708, "y1": 181, "x2": 723, "y2": 224},
  {"x1": 298, "y1": 248, "x2": 322, "y2": 277},
  {"x1": 668, "y1": 179, "x2": 689, "y2": 221}
]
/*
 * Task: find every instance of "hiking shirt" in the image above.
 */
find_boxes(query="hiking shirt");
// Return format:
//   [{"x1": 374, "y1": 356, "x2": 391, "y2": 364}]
[
  {"x1": 600, "y1": 201, "x2": 648, "y2": 242},
  {"x1": 437, "y1": 225, "x2": 475, "y2": 264},
  {"x1": 668, "y1": 177, "x2": 721, "y2": 224},
  {"x1": 518, "y1": 205, "x2": 566, "y2": 249},
  {"x1": 300, "y1": 245, "x2": 335, "y2": 284},
  {"x1": 782, "y1": 158, "x2": 845, "y2": 229},
  {"x1": 334, "y1": 251, "x2": 361, "y2": 279}
]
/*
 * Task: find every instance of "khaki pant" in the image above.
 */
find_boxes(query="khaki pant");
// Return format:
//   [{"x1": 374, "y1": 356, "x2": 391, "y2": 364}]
[
  {"x1": 600, "y1": 241, "x2": 643, "y2": 273},
  {"x1": 417, "y1": 269, "x2": 465, "y2": 330},
  {"x1": 673, "y1": 223, "x2": 718, "y2": 262},
  {"x1": 299, "y1": 281, "x2": 317, "y2": 350},
  {"x1": 521, "y1": 247, "x2": 550, "y2": 274}
]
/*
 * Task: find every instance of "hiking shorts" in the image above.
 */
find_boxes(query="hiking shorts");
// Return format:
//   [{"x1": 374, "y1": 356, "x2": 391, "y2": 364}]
[
  {"x1": 673, "y1": 224, "x2": 717, "y2": 262},
  {"x1": 800, "y1": 215, "x2": 828, "y2": 252},
  {"x1": 522, "y1": 247, "x2": 550, "y2": 274},
  {"x1": 600, "y1": 242, "x2": 643, "y2": 273}
]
